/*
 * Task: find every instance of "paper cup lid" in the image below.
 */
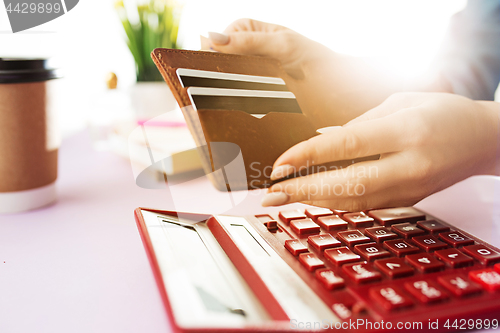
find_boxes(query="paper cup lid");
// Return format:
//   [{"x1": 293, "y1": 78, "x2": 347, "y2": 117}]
[{"x1": 0, "y1": 58, "x2": 61, "y2": 84}]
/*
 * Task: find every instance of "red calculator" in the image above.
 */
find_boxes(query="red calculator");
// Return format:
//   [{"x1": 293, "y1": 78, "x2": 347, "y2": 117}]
[{"x1": 135, "y1": 206, "x2": 500, "y2": 332}]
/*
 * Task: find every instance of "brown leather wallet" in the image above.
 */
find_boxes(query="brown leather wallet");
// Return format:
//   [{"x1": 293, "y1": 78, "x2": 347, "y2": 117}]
[{"x1": 151, "y1": 48, "x2": 318, "y2": 191}]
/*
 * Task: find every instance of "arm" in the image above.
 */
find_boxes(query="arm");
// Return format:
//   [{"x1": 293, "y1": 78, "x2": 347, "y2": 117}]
[
  {"x1": 208, "y1": 19, "x2": 433, "y2": 127},
  {"x1": 209, "y1": 19, "x2": 453, "y2": 127},
  {"x1": 261, "y1": 93, "x2": 500, "y2": 211},
  {"x1": 432, "y1": 0, "x2": 500, "y2": 101}
]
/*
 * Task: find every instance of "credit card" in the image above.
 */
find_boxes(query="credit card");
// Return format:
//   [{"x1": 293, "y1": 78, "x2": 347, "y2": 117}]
[
  {"x1": 177, "y1": 68, "x2": 288, "y2": 91},
  {"x1": 186, "y1": 87, "x2": 302, "y2": 118}
]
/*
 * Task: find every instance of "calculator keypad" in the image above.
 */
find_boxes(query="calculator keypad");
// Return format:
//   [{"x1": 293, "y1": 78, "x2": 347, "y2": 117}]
[
  {"x1": 299, "y1": 253, "x2": 325, "y2": 271},
  {"x1": 252, "y1": 206, "x2": 500, "y2": 319},
  {"x1": 305, "y1": 207, "x2": 334, "y2": 220},
  {"x1": 342, "y1": 262, "x2": 382, "y2": 283},
  {"x1": 337, "y1": 230, "x2": 371, "y2": 246},
  {"x1": 405, "y1": 253, "x2": 445, "y2": 273},
  {"x1": 369, "y1": 286, "x2": 413, "y2": 310},
  {"x1": 290, "y1": 218, "x2": 320, "y2": 235},
  {"x1": 391, "y1": 223, "x2": 425, "y2": 239},
  {"x1": 325, "y1": 247, "x2": 361, "y2": 266},
  {"x1": 416, "y1": 220, "x2": 450, "y2": 234},
  {"x1": 411, "y1": 235, "x2": 448, "y2": 252},
  {"x1": 317, "y1": 215, "x2": 348, "y2": 231},
  {"x1": 342, "y1": 212, "x2": 374, "y2": 228},
  {"x1": 435, "y1": 249, "x2": 472, "y2": 270},
  {"x1": 285, "y1": 239, "x2": 308, "y2": 256},
  {"x1": 354, "y1": 243, "x2": 391, "y2": 261},
  {"x1": 375, "y1": 258, "x2": 414, "y2": 278},
  {"x1": 315, "y1": 269, "x2": 345, "y2": 290},
  {"x1": 364, "y1": 226, "x2": 398, "y2": 243},
  {"x1": 462, "y1": 244, "x2": 500, "y2": 265},
  {"x1": 308, "y1": 234, "x2": 342, "y2": 251},
  {"x1": 437, "y1": 274, "x2": 482, "y2": 297},
  {"x1": 368, "y1": 207, "x2": 425, "y2": 226},
  {"x1": 279, "y1": 210, "x2": 307, "y2": 223},
  {"x1": 438, "y1": 231, "x2": 474, "y2": 247},
  {"x1": 404, "y1": 279, "x2": 448, "y2": 304},
  {"x1": 383, "y1": 239, "x2": 420, "y2": 257},
  {"x1": 468, "y1": 269, "x2": 500, "y2": 291}
]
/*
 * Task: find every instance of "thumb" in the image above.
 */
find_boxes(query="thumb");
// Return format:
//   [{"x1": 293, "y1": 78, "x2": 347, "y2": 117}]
[{"x1": 209, "y1": 31, "x2": 288, "y2": 62}]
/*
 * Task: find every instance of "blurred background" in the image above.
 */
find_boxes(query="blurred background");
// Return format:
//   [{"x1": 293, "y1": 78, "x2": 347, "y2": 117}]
[{"x1": 2, "y1": 0, "x2": 497, "y2": 140}]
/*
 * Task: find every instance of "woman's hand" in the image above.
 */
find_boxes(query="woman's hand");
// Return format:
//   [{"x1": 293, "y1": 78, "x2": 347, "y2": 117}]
[
  {"x1": 261, "y1": 92, "x2": 500, "y2": 211},
  {"x1": 209, "y1": 19, "x2": 329, "y2": 80},
  {"x1": 209, "y1": 19, "x2": 407, "y2": 126}
]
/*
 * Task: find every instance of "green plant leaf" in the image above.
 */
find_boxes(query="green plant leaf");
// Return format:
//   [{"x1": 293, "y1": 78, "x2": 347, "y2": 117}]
[{"x1": 115, "y1": 0, "x2": 182, "y2": 81}]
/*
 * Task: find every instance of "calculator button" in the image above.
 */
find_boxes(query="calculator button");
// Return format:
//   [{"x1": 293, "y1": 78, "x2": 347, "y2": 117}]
[
  {"x1": 416, "y1": 220, "x2": 450, "y2": 234},
  {"x1": 437, "y1": 274, "x2": 482, "y2": 297},
  {"x1": 332, "y1": 303, "x2": 352, "y2": 320},
  {"x1": 331, "y1": 209, "x2": 349, "y2": 215},
  {"x1": 342, "y1": 262, "x2": 382, "y2": 284},
  {"x1": 285, "y1": 239, "x2": 308, "y2": 256},
  {"x1": 305, "y1": 207, "x2": 334, "y2": 221},
  {"x1": 342, "y1": 212, "x2": 374, "y2": 228},
  {"x1": 368, "y1": 207, "x2": 426, "y2": 226},
  {"x1": 383, "y1": 240, "x2": 420, "y2": 257},
  {"x1": 405, "y1": 253, "x2": 445, "y2": 273},
  {"x1": 315, "y1": 269, "x2": 345, "y2": 290},
  {"x1": 438, "y1": 231, "x2": 474, "y2": 247},
  {"x1": 364, "y1": 226, "x2": 399, "y2": 243},
  {"x1": 265, "y1": 221, "x2": 278, "y2": 231},
  {"x1": 331, "y1": 291, "x2": 358, "y2": 319},
  {"x1": 279, "y1": 210, "x2": 307, "y2": 223},
  {"x1": 299, "y1": 253, "x2": 325, "y2": 271},
  {"x1": 308, "y1": 234, "x2": 342, "y2": 252},
  {"x1": 462, "y1": 245, "x2": 500, "y2": 265},
  {"x1": 391, "y1": 223, "x2": 425, "y2": 239},
  {"x1": 354, "y1": 243, "x2": 391, "y2": 261},
  {"x1": 411, "y1": 235, "x2": 448, "y2": 252},
  {"x1": 468, "y1": 269, "x2": 500, "y2": 292},
  {"x1": 256, "y1": 214, "x2": 274, "y2": 223},
  {"x1": 434, "y1": 248, "x2": 474, "y2": 268},
  {"x1": 337, "y1": 230, "x2": 371, "y2": 246},
  {"x1": 404, "y1": 280, "x2": 448, "y2": 304},
  {"x1": 290, "y1": 218, "x2": 320, "y2": 235},
  {"x1": 324, "y1": 247, "x2": 361, "y2": 266},
  {"x1": 317, "y1": 215, "x2": 348, "y2": 231},
  {"x1": 369, "y1": 286, "x2": 413, "y2": 311},
  {"x1": 375, "y1": 258, "x2": 414, "y2": 278}
]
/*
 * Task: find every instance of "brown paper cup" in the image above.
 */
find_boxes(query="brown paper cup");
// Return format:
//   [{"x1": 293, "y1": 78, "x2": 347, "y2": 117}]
[{"x1": 0, "y1": 59, "x2": 61, "y2": 213}]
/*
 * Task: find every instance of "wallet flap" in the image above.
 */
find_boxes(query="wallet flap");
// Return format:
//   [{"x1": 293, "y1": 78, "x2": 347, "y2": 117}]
[
  {"x1": 197, "y1": 109, "x2": 317, "y2": 190},
  {"x1": 152, "y1": 49, "x2": 287, "y2": 109},
  {"x1": 151, "y1": 48, "x2": 318, "y2": 190}
]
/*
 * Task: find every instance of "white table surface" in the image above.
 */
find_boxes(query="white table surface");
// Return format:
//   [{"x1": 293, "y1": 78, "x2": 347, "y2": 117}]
[{"x1": 1, "y1": 130, "x2": 499, "y2": 333}]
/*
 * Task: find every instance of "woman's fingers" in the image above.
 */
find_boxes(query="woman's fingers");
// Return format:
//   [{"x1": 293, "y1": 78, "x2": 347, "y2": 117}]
[
  {"x1": 222, "y1": 18, "x2": 286, "y2": 34},
  {"x1": 211, "y1": 18, "x2": 321, "y2": 78},
  {"x1": 271, "y1": 111, "x2": 416, "y2": 180},
  {"x1": 298, "y1": 184, "x2": 418, "y2": 212},
  {"x1": 209, "y1": 30, "x2": 296, "y2": 64},
  {"x1": 264, "y1": 153, "x2": 412, "y2": 207}
]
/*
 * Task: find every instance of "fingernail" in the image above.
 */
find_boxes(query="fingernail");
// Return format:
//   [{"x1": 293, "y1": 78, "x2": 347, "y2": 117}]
[
  {"x1": 270, "y1": 164, "x2": 295, "y2": 180},
  {"x1": 316, "y1": 126, "x2": 342, "y2": 134},
  {"x1": 208, "y1": 32, "x2": 229, "y2": 45},
  {"x1": 261, "y1": 192, "x2": 289, "y2": 207}
]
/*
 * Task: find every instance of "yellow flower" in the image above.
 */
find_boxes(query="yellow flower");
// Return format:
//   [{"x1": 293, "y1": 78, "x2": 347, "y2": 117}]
[{"x1": 114, "y1": 0, "x2": 124, "y2": 9}]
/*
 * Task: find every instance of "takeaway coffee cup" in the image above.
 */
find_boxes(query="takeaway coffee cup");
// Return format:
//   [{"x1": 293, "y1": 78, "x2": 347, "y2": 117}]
[{"x1": 0, "y1": 58, "x2": 61, "y2": 214}]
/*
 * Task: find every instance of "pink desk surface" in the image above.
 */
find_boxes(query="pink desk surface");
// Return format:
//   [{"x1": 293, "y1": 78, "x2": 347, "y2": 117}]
[{"x1": 0, "y1": 130, "x2": 499, "y2": 333}]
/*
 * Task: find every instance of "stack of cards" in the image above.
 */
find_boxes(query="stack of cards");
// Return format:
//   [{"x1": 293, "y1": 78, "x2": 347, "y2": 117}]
[{"x1": 176, "y1": 68, "x2": 301, "y2": 119}]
